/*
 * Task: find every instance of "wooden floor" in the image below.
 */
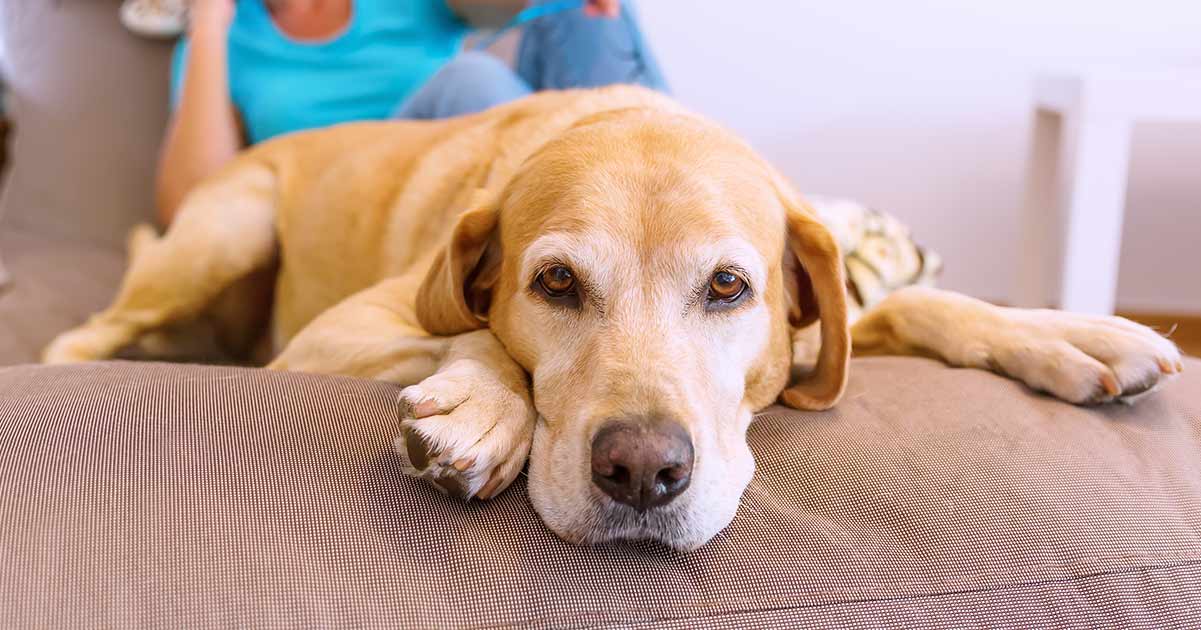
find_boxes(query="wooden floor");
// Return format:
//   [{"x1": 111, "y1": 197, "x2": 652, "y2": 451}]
[{"x1": 1119, "y1": 312, "x2": 1201, "y2": 358}]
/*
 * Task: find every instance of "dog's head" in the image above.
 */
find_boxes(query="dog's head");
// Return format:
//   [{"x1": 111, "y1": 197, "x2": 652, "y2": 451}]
[{"x1": 416, "y1": 109, "x2": 849, "y2": 550}]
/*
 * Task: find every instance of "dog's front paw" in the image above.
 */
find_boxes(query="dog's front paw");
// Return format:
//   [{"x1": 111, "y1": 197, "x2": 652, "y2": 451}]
[
  {"x1": 991, "y1": 311, "x2": 1183, "y2": 405},
  {"x1": 395, "y1": 359, "x2": 536, "y2": 500},
  {"x1": 42, "y1": 325, "x2": 110, "y2": 364}
]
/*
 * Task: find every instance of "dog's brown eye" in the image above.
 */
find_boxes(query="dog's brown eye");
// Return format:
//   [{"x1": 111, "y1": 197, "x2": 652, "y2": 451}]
[
  {"x1": 708, "y1": 271, "x2": 746, "y2": 302},
  {"x1": 538, "y1": 265, "x2": 576, "y2": 297}
]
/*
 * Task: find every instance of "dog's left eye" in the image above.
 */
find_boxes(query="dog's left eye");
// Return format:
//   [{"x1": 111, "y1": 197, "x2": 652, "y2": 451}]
[
  {"x1": 538, "y1": 265, "x2": 576, "y2": 296},
  {"x1": 707, "y1": 271, "x2": 747, "y2": 303},
  {"x1": 533, "y1": 264, "x2": 581, "y2": 308}
]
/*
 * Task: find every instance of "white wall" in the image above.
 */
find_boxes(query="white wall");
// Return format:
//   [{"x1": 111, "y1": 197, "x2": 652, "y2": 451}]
[{"x1": 639, "y1": 0, "x2": 1201, "y2": 312}]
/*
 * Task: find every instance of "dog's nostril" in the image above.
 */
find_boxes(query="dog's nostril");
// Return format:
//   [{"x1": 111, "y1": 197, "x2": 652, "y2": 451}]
[
  {"x1": 590, "y1": 419, "x2": 694, "y2": 512},
  {"x1": 655, "y1": 465, "x2": 687, "y2": 488},
  {"x1": 608, "y1": 465, "x2": 630, "y2": 485}
]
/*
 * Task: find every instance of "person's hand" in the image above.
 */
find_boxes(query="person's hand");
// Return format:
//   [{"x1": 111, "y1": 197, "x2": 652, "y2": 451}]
[
  {"x1": 189, "y1": 0, "x2": 236, "y2": 37},
  {"x1": 583, "y1": 0, "x2": 620, "y2": 18}
]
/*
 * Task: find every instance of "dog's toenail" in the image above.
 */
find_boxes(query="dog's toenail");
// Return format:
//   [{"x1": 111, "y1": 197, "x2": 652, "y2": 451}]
[
  {"x1": 1177, "y1": 361, "x2": 1185, "y2": 373},
  {"x1": 477, "y1": 470, "x2": 505, "y2": 500},
  {"x1": 1157, "y1": 358, "x2": 1174, "y2": 374},
  {"x1": 400, "y1": 425, "x2": 436, "y2": 470},
  {"x1": 453, "y1": 457, "x2": 475, "y2": 472},
  {"x1": 435, "y1": 474, "x2": 469, "y2": 499},
  {"x1": 1101, "y1": 373, "x2": 1121, "y2": 397}
]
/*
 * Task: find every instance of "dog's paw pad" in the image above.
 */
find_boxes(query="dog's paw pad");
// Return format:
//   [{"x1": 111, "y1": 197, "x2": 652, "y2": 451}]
[{"x1": 394, "y1": 427, "x2": 478, "y2": 499}]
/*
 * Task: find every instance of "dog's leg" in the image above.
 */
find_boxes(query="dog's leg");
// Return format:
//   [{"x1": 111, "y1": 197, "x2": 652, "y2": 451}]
[
  {"x1": 270, "y1": 278, "x2": 536, "y2": 500},
  {"x1": 43, "y1": 164, "x2": 278, "y2": 363},
  {"x1": 851, "y1": 286, "x2": 1184, "y2": 404},
  {"x1": 269, "y1": 276, "x2": 449, "y2": 382}
]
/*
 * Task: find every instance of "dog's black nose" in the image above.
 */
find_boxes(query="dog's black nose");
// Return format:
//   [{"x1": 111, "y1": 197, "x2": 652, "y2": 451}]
[{"x1": 590, "y1": 420, "x2": 694, "y2": 511}]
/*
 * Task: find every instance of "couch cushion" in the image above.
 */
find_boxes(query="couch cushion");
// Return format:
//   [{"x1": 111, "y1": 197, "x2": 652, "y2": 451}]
[
  {"x1": 0, "y1": 230, "x2": 125, "y2": 365},
  {"x1": 1, "y1": 357, "x2": 1199, "y2": 627}
]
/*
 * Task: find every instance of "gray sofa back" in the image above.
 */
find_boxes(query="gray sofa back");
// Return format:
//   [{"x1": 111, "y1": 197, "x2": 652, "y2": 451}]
[{"x1": 0, "y1": 0, "x2": 172, "y2": 249}]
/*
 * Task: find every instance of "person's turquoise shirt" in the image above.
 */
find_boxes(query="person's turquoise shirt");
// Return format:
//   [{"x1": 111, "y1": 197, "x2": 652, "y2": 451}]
[{"x1": 171, "y1": 0, "x2": 469, "y2": 144}]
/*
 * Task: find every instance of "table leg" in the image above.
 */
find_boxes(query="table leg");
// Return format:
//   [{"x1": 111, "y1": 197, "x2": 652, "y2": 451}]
[
  {"x1": 1059, "y1": 115, "x2": 1132, "y2": 315},
  {"x1": 1015, "y1": 108, "x2": 1064, "y2": 308}
]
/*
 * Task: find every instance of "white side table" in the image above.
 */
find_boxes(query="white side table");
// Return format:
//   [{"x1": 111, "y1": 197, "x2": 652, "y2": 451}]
[{"x1": 1015, "y1": 68, "x2": 1201, "y2": 314}]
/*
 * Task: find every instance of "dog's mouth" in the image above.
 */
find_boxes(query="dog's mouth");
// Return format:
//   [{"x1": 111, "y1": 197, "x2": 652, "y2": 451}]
[
  {"x1": 590, "y1": 502, "x2": 705, "y2": 550},
  {"x1": 543, "y1": 489, "x2": 712, "y2": 551}
]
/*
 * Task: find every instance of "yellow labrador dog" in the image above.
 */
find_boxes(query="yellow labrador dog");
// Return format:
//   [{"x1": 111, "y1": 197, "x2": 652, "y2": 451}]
[{"x1": 44, "y1": 86, "x2": 1182, "y2": 550}]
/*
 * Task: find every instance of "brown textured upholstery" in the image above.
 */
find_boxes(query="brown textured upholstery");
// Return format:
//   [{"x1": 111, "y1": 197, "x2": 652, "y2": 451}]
[
  {"x1": 2, "y1": 358, "x2": 1199, "y2": 627},
  {"x1": 0, "y1": 230, "x2": 127, "y2": 365}
]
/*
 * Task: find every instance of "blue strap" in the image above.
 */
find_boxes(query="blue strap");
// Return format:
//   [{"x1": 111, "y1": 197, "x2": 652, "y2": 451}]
[{"x1": 472, "y1": 0, "x2": 587, "y2": 51}]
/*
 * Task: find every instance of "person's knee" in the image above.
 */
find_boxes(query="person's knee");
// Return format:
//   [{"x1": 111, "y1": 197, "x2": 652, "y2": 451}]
[
  {"x1": 438, "y1": 51, "x2": 511, "y2": 84},
  {"x1": 428, "y1": 52, "x2": 532, "y2": 117},
  {"x1": 518, "y1": 1, "x2": 668, "y2": 92}
]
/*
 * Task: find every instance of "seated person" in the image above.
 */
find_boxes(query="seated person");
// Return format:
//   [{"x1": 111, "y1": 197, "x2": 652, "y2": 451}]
[{"x1": 158, "y1": 0, "x2": 667, "y2": 225}]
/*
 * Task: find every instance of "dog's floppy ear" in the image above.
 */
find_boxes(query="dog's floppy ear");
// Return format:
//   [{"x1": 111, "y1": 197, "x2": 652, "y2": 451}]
[
  {"x1": 416, "y1": 200, "x2": 500, "y2": 336},
  {"x1": 777, "y1": 184, "x2": 851, "y2": 410}
]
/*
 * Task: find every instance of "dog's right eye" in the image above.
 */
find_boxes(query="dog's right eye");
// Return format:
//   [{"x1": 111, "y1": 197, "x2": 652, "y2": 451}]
[
  {"x1": 708, "y1": 271, "x2": 745, "y2": 301},
  {"x1": 539, "y1": 265, "x2": 575, "y2": 295},
  {"x1": 534, "y1": 265, "x2": 579, "y2": 306}
]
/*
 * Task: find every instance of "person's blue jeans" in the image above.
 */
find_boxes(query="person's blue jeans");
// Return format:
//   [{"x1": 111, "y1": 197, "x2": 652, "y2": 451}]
[{"x1": 394, "y1": 1, "x2": 667, "y2": 120}]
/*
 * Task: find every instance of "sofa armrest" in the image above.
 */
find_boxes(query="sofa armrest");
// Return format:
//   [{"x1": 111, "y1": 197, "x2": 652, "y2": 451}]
[{"x1": 1, "y1": 359, "x2": 1199, "y2": 627}]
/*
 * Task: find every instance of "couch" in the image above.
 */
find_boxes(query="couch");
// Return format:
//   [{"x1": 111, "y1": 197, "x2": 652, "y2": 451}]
[{"x1": 2, "y1": 3, "x2": 1200, "y2": 627}]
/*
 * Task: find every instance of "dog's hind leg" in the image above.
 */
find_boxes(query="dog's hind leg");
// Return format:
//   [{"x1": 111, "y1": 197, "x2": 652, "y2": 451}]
[
  {"x1": 43, "y1": 164, "x2": 278, "y2": 363},
  {"x1": 850, "y1": 286, "x2": 1183, "y2": 405}
]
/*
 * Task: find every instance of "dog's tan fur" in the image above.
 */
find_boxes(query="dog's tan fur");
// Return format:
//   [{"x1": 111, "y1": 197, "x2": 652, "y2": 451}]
[{"x1": 45, "y1": 87, "x2": 1182, "y2": 549}]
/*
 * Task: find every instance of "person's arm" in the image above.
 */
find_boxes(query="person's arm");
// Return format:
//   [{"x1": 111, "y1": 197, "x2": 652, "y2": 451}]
[
  {"x1": 447, "y1": 0, "x2": 619, "y2": 28},
  {"x1": 155, "y1": 0, "x2": 243, "y2": 227}
]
